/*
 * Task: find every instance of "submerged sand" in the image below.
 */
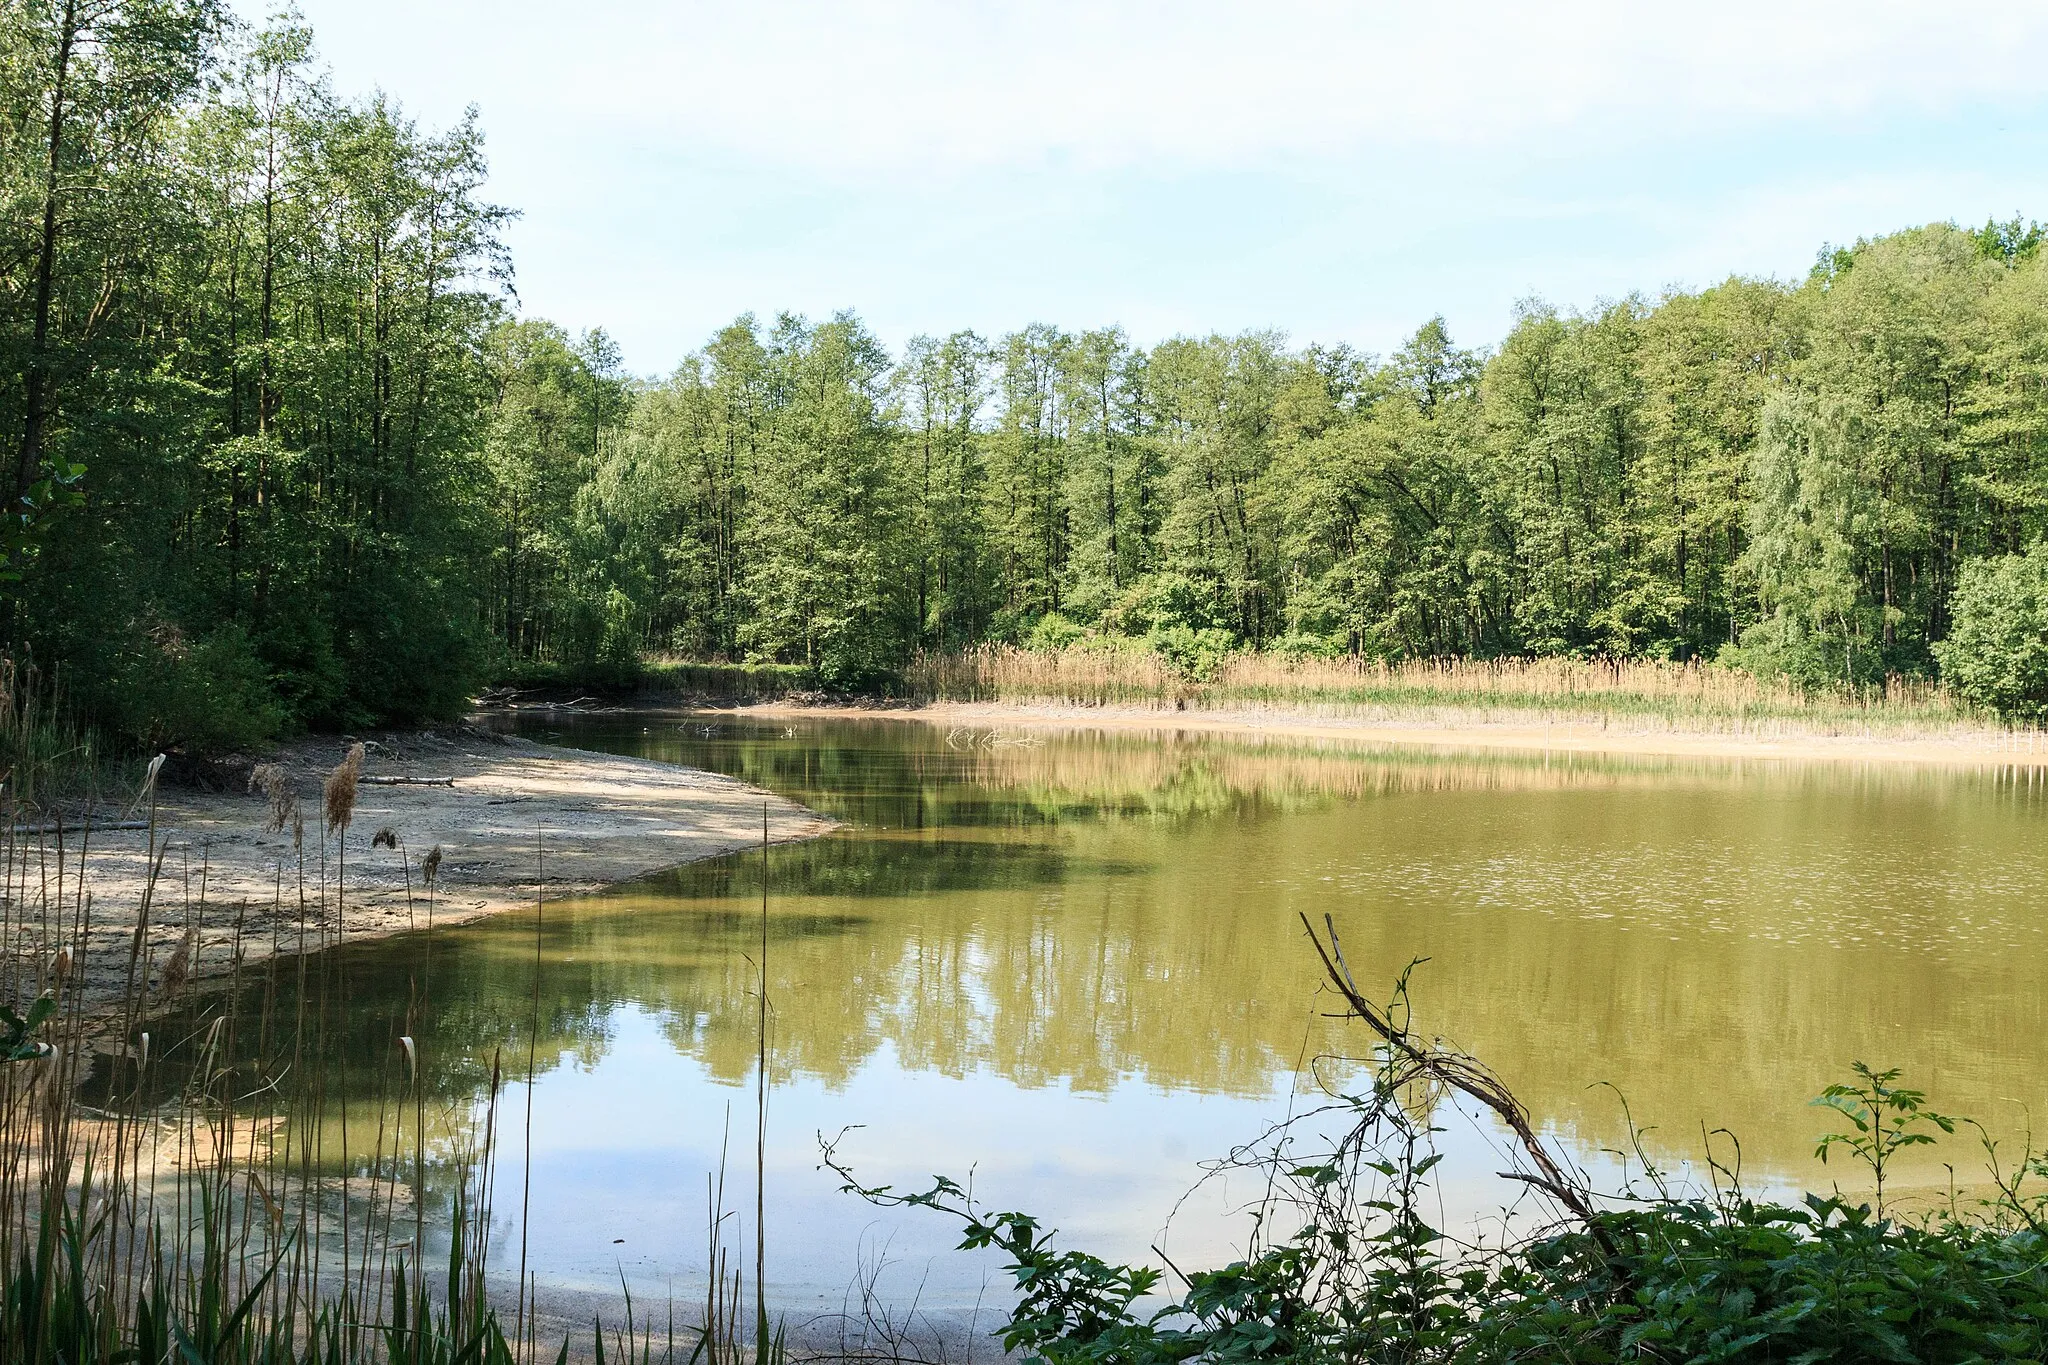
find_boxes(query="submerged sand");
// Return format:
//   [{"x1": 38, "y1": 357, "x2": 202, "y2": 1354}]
[{"x1": 17, "y1": 727, "x2": 835, "y2": 1019}]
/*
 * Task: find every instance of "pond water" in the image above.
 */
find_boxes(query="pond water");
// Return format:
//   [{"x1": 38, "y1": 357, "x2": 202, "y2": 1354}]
[{"x1": 150, "y1": 713, "x2": 2048, "y2": 1326}]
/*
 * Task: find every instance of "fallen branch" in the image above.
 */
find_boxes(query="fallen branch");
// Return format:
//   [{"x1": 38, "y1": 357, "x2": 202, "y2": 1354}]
[
  {"x1": 357, "y1": 776, "x2": 457, "y2": 787},
  {"x1": 9, "y1": 819, "x2": 151, "y2": 835},
  {"x1": 1301, "y1": 911, "x2": 1601, "y2": 1225}
]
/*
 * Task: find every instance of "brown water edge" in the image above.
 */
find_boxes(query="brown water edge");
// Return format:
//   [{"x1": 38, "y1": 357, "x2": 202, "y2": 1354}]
[{"x1": 729, "y1": 697, "x2": 2048, "y2": 770}]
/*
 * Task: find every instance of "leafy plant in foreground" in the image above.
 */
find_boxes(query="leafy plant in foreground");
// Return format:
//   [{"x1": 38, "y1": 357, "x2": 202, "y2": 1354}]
[
  {"x1": 0, "y1": 991, "x2": 53, "y2": 1061},
  {"x1": 832, "y1": 920, "x2": 2048, "y2": 1365},
  {"x1": 1812, "y1": 1060, "x2": 1956, "y2": 1217}
]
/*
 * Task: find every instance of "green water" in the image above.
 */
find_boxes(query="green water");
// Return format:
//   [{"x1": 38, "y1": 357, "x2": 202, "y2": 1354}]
[{"x1": 162, "y1": 713, "x2": 2048, "y2": 1314}]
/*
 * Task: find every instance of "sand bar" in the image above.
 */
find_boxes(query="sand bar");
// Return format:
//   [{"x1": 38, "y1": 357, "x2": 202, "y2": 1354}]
[
  {"x1": 727, "y1": 698, "x2": 2048, "y2": 769},
  {"x1": 12, "y1": 726, "x2": 834, "y2": 1021}
]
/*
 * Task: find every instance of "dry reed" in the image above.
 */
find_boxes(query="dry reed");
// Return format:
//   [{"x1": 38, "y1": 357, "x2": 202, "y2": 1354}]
[
  {"x1": 0, "y1": 741, "x2": 762, "y2": 1363},
  {"x1": 907, "y1": 644, "x2": 2006, "y2": 740},
  {"x1": 249, "y1": 761, "x2": 297, "y2": 834},
  {"x1": 323, "y1": 742, "x2": 366, "y2": 834}
]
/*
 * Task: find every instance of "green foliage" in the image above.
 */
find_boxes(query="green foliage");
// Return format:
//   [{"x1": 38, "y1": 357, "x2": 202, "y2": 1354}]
[
  {"x1": 6, "y1": 0, "x2": 2047, "y2": 752},
  {"x1": 734, "y1": 315, "x2": 910, "y2": 687},
  {"x1": 1975, "y1": 214, "x2": 2046, "y2": 265},
  {"x1": 1147, "y1": 624, "x2": 1233, "y2": 682},
  {"x1": 106, "y1": 624, "x2": 287, "y2": 752},
  {"x1": 846, "y1": 1058, "x2": 2048, "y2": 1365},
  {"x1": 1, "y1": 10, "x2": 507, "y2": 753},
  {"x1": 1935, "y1": 543, "x2": 2048, "y2": 718},
  {"x1": 1027, "y1": 612, "x2": 1087, "y2": 652},
  {"x1": 1813, "y1": 1061, "x2": 1957, "y2": 1215},
  {"x1": 532, "y1": 221, "x2": 2048, "y2": 709},
  {"x1": 0, "y1": 992, "x2": 53, "y2": 1061}
]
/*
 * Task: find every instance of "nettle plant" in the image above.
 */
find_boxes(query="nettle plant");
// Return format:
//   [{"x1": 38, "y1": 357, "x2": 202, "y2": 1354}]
[
  {"x1": 1813, "y1": 1061, "x2": 1957, "y2": 1216},
  {"x1": 828, "y1": 919, "x2": 2048, "y2": 1365}
]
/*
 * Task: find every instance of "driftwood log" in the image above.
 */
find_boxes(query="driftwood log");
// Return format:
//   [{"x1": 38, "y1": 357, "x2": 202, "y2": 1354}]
[{"x1": 9, "y1": 819, "x2": 152, "y2": 835}]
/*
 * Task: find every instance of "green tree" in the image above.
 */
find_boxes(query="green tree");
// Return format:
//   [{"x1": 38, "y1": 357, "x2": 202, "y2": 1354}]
[
  {"x1": 1935, "y1": 543, "x2": 2048, "y2": 718},
  {"x1": 897, "y1": 330, "x2": 995, "y2": 647},
  {"x1": 736, "y1": 313, "x2": 908, "y2": 684}
]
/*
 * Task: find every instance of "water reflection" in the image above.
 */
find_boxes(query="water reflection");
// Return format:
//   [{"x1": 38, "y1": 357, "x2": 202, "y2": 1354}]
[{"x1": 146, "y1": 715, "x2": 2048, "y2": 1305}]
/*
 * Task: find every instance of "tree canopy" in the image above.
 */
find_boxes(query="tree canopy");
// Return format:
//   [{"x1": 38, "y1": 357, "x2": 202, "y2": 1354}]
[{"x1": 7, "y1": 7, "x2": 2048, "y2": 745}]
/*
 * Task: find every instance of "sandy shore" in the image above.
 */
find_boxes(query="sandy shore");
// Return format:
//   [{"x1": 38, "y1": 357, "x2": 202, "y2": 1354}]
[
  {"x1": 727, "y1": 697, "x2": 2048, "y2": 769},
  {"x1": 15, "y1": 727, "x2": 834, "y2": 1020}
]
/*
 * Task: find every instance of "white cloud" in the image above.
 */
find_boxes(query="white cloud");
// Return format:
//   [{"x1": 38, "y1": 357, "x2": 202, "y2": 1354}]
[
  {"x1": 232, "y1": 0, "x2": 2048, "y2": 370},
  {"x1": 269, "y1": 0, "x2": 2048, "y2": 176}
]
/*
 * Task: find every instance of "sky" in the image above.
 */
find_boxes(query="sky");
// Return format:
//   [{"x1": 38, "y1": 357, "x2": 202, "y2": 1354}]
[{"x1": 235, "y1": 0, "x2": 2048, "y2": 376}]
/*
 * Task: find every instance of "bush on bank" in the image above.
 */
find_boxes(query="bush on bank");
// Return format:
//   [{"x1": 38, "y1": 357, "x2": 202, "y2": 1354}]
[{"x1": 1937, "y1": 542, "x2": 2048, "y2": 721}]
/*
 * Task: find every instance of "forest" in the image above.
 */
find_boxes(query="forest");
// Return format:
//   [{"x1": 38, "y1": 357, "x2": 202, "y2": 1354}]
[{"x1": 10, "y1": 5, "x2": 2048, "y2": 752}]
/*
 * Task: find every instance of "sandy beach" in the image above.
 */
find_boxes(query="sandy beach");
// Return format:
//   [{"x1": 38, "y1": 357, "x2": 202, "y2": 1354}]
[
  {"x1": 13, "y1": 726, "x2": 834, "y2": 1020},
  {"x1": 726, "y1": 697, "x2": 2048, "y2": 769}
]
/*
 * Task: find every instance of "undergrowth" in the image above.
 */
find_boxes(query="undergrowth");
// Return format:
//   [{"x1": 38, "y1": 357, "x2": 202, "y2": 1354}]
[{"x1": 832, "y1": 918, "x2": 2048, "y2": 1365}]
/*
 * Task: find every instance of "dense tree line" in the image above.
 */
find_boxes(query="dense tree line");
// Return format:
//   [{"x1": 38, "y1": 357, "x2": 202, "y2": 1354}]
[
  {"x1": 7, "y1": 6, "x2": 2048, "y2": 750},
  {"x1": 1, "y1": 3, "x2": 517, "y2": 747},
  {"x1": 561, "y1": 221, "x2": 2048, "y2": 698}
]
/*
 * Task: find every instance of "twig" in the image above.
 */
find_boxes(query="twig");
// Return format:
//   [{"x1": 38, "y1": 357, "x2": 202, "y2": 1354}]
[{"x1": 1300, "y1": 911, "x2": 1601, "y2": 1225}]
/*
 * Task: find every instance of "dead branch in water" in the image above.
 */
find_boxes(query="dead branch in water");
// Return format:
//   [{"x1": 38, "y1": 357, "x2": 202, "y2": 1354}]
[{"x1": 1300, "y1": 910, "x2": 1600, "y2": 1225}]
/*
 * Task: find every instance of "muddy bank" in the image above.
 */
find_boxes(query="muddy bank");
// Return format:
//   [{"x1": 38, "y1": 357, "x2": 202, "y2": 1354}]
[
  {"x1": 13, "y1": 727, "x2": 835, "y2": 1021},
  {"x1": 722, "y1": 698, "x2": 2048, "y2": 769}
]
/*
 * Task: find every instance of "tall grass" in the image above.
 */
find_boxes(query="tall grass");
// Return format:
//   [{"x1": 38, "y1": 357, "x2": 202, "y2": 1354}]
[
  {"x1": 0, "y1": 749, "x2": 786, "y2": 1364},
  {"x1": 0, "y1": 657, "x2": 109, "y2": 807},
  {"x1": 906, "y1": 644, "x2": 2007, "y2": 739}
]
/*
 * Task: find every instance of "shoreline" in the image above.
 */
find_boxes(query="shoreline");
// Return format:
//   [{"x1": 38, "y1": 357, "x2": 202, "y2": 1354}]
[
  {"x1": 718, "y1": 697, "x2": 2048, "y2": 769},
  {"x1": 25, "y1": 726, "x2": 835, "y2": 1025}
]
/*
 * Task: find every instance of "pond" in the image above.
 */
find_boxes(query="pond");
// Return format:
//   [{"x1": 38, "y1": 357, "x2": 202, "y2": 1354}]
[{"x1": 148, "y1": 713, "x2": 2048, "y2": 1328}]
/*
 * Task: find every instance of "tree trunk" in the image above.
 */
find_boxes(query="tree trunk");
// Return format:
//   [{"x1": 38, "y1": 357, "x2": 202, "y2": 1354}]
[{"x1": 17, "y1": 0, "x2": 81, "y2": 504}]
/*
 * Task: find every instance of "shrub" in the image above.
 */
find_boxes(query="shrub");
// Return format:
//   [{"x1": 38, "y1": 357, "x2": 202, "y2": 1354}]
[
  {"x1": 110, "y1": 623, "x2": 287, "y2": 754},
  {"x1": 841, "y1": 932, "x2": 2048, "y2": 1365},
  {"x1": 1269, "y1": 629, "x2": 1345, "y2": 659},
  {"x1": 1936, "y1": 543, "x2": 2048, "y2": 719},
  {"x1": 1026, "y1": 612, "x2": 1088, "y2": 652},
  {"x1": 1147, "y1": 624, "x2": 1234, "y2": 682}
]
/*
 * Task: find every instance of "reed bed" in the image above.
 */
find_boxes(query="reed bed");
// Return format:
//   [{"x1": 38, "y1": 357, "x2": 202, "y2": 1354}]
[
  {"x1": 0, "y1": 657, "x2": 113, "y2": 807},
  {"x1": 0, "y1": 739, "x2": 783, "y2": 1364},
  {"x1": 907, "y1": 645, "x2": 2007, "y2": 740}
]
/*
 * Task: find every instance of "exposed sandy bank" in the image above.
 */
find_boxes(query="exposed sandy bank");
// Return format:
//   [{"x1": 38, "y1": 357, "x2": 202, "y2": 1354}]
[
  {"x1": 17, "y1": 728, "x2": 835, "y2": 1020},
  {"x1": 726, "y1": 698, "x2": 2048, "y2": 769}
]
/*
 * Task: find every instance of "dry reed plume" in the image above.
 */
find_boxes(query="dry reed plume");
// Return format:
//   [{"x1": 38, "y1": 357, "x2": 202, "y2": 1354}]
[
  {"x1": 156, "y1": 922, "x2": 196, "y2": 999},
  {"x1": 0, "y1": 709, "x2": 787, "y2": 1365},
  {"x1": 1, "y1": 736, "x2": 540, "y2": 1364},
  {"x1": 323, "y1": 741, "x2": 366, "y2": 833},
  {"x1": 249, "y1": 761, "x2": 297, "y2": 833}
]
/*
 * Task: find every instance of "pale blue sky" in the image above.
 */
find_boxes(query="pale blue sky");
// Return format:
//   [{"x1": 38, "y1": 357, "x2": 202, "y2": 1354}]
[{"x1": 241, "y1": 1, "x2": 2048, "y2": 375}]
